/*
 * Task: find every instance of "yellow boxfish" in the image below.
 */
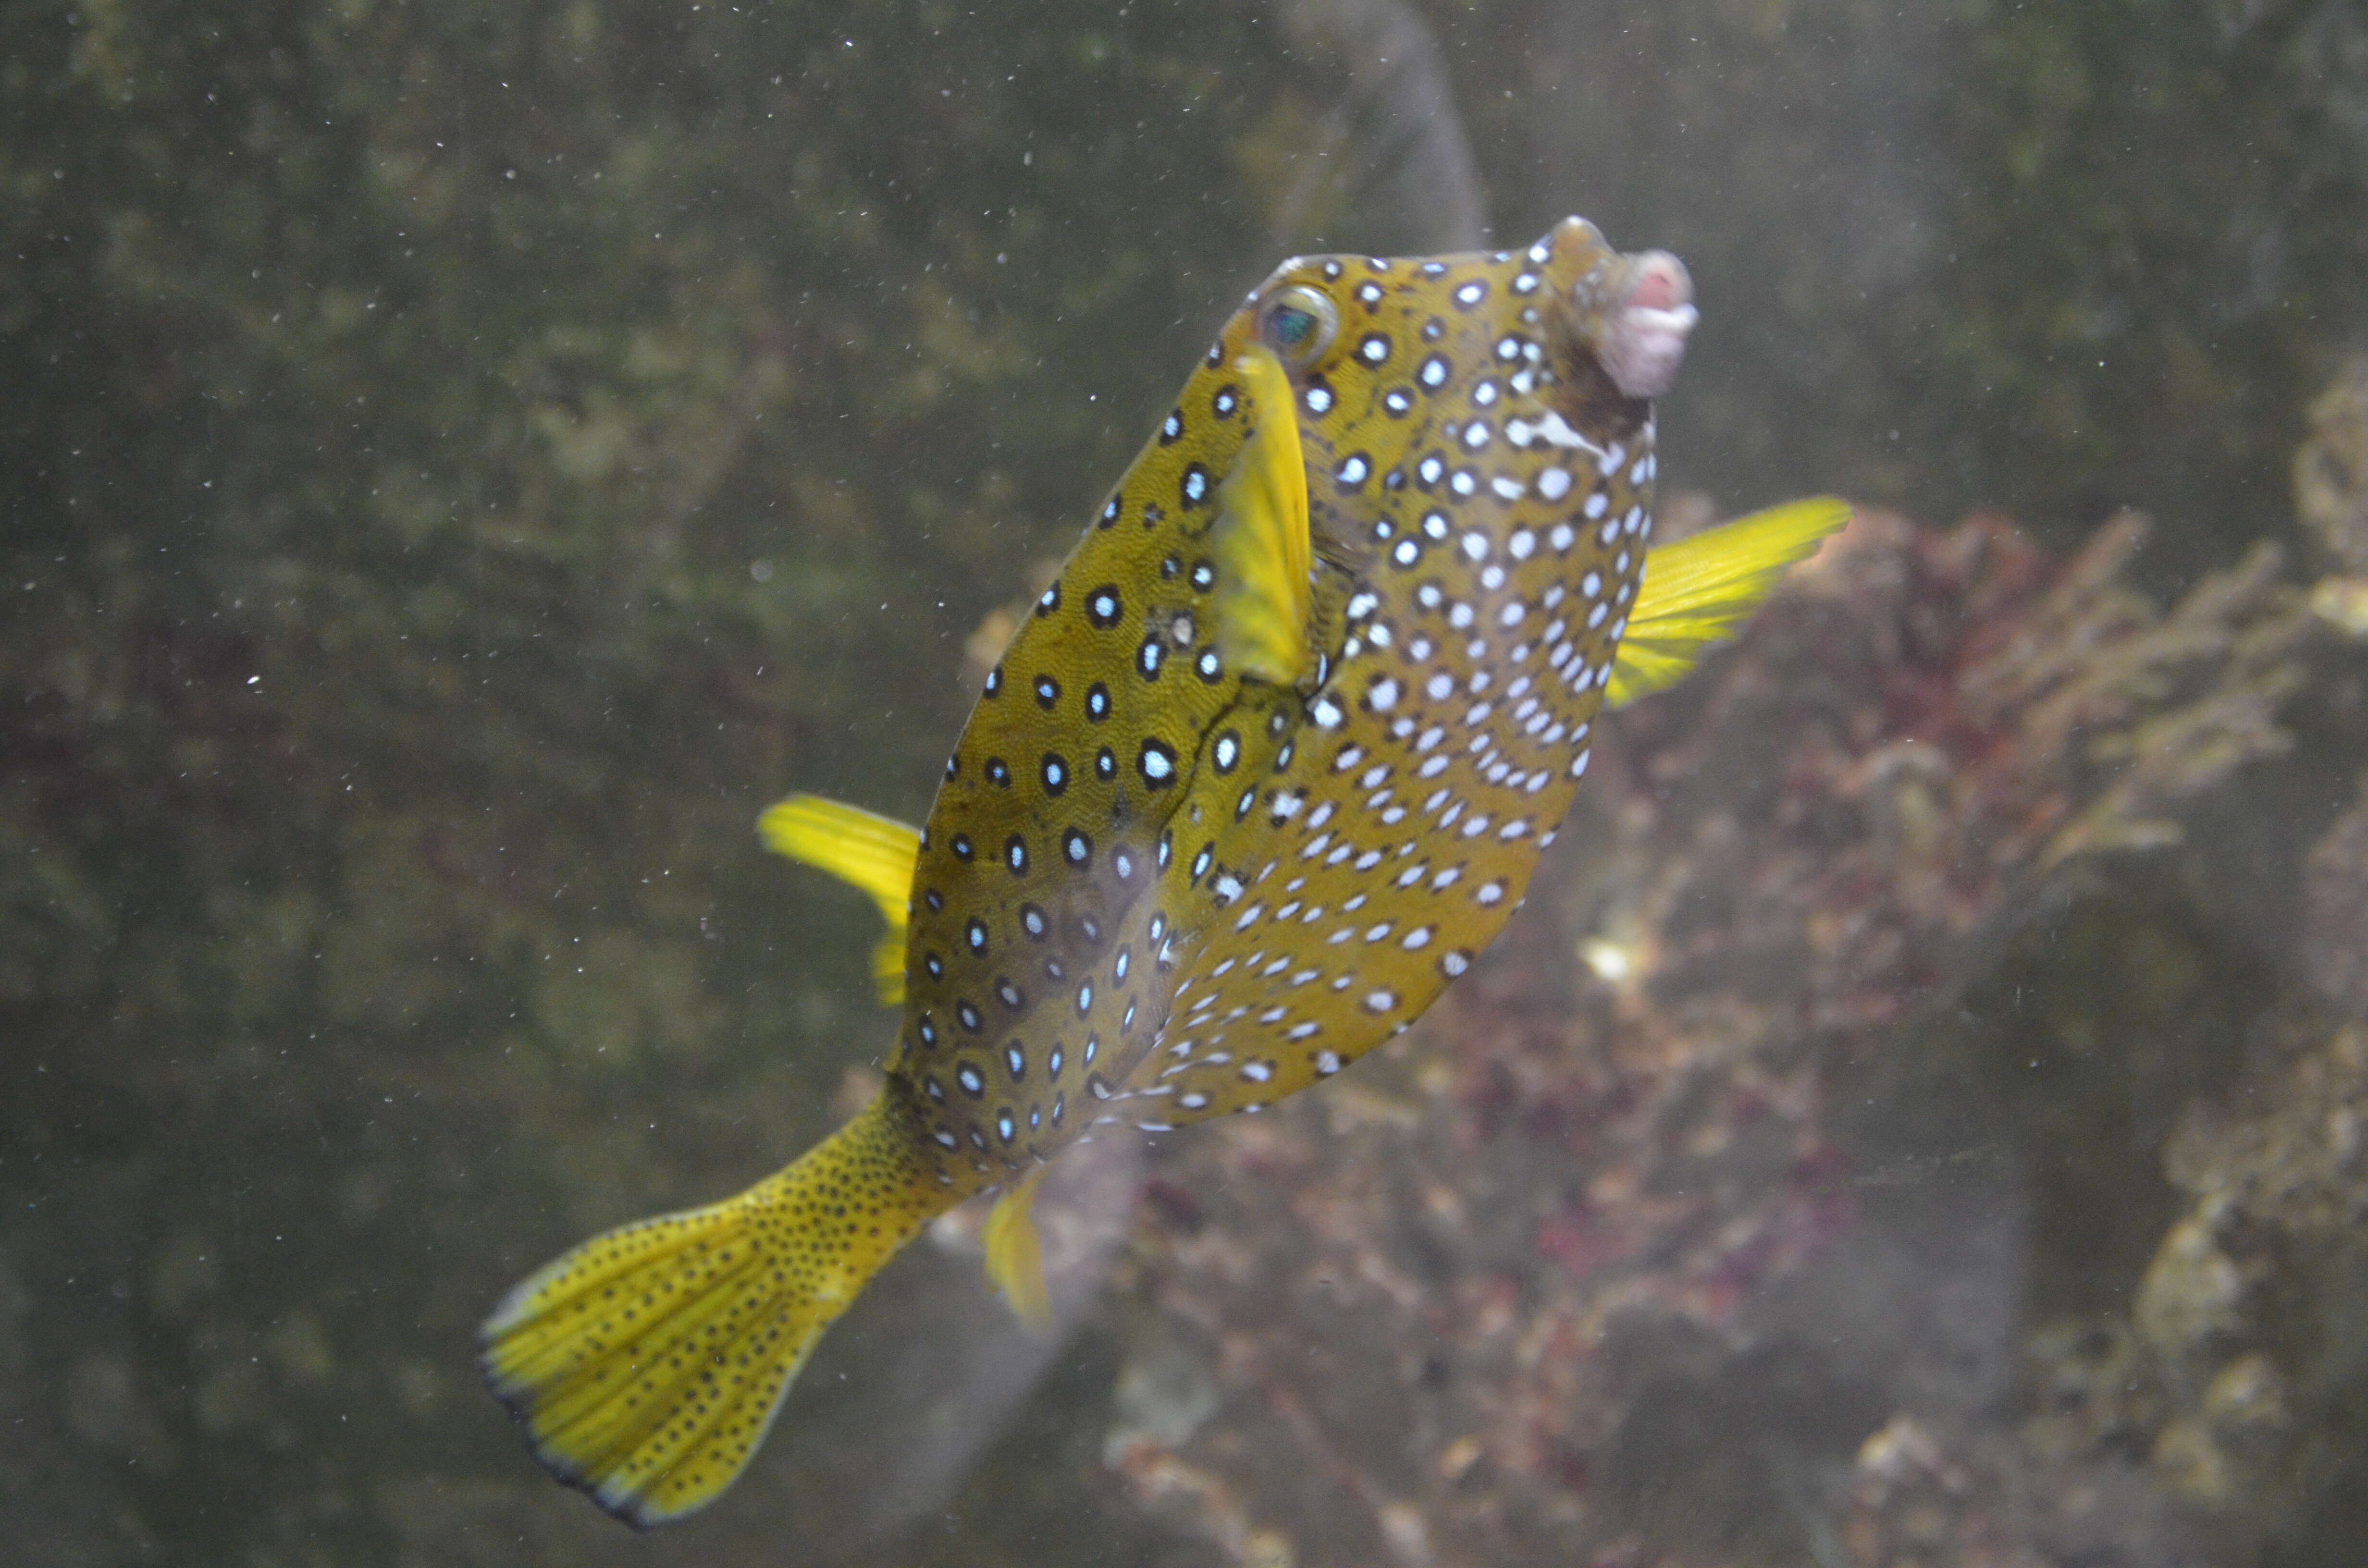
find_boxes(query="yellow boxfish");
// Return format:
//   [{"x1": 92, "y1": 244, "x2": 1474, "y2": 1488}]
[{"x1": 479, "y1": 215, "x2": 1848, "y2": 1526}]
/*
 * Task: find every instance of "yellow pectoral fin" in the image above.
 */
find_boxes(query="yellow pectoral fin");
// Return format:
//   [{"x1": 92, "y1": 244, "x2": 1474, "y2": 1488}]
[
  {"x1": 980, "y1": 1166, "x2": 1055, "y2": 1335},
  {"x1": 757, "y1": 793, "x2": 921, "y2": 1006},
  {"x1": 1606, "y1": 496, "x2": 1853, "y2": 708},
  {"x1": 1213, "y1": 347, "x2": 1316, "y2": 687}
]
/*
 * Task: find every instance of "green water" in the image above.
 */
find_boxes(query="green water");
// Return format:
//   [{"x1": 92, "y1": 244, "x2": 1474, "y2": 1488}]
[{"x1": 7, "y1": 2, "x2": 2368, "y2": 1564}]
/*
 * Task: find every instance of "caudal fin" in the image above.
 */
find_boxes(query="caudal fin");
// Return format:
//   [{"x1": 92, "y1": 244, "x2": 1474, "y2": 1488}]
[{"x1": 480, "y1": 1094, "x2": 950, "y2": 1526}]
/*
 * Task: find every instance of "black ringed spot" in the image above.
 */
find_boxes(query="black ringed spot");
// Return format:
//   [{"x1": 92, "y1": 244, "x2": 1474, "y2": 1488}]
[
  {"x1": 950, "y1": 833, "x2": 974, "y2": 861},
  {"x1": 1213, "y1": 729, "x2": 1241, "y2": 773},
  {"x1": 1138, "y1": 638, "x2": 1164, "y2": 680},
  {"x1": 1085, "y1": 681, "x2": 1111, "y2": 721},
  {"x1": 1180, "y1": 463, "x2": 1210, "y2": 509},
  {"x1": 1095, "y1": 746, "x2": 1116, "y2": 781},
  {"x1": 985, "y1": 757, "x2": 1011, "y2": 788},
  {"x1": 1086, "y1": 586, "x2": 1122, "y2": 629},
  {"x1": 1040, "y1": 752, "x2": 1069, "y2": 796},
  {"x1": 1062, "y1": 827, "x2": 1093, "y2": 866},
  {"x1": 1159, "y1": 409, "x2": 1184, "y2": 445},
  {"x1": 1004, "y1": 834, "x2": 1029, "y2": 875},
  {"x1": 1033, "y1": 673, "x2": 1060, "y2": 709},
  {"x1": 1212, "y1": 385, "x2": 1240, "y2": 418},
  {"x1": 1019, "y1": 903, "x2": 1048, "y2": 940},
  {"x1": 1138, "y1": 737, "x2": 1178, "y2": 789},
  {"x1": 1034, "y1": 581, "x2": 1061, "y2": 617}
]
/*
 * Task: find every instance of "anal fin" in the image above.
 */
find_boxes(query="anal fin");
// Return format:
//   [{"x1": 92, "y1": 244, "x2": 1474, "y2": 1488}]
[{"x1": 980, "y1": 1166, "x2": 1054, "y2": 1334}]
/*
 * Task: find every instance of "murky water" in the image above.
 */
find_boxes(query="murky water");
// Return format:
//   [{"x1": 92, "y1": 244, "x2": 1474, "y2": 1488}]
[{"x1": 7, "y1": 2, "x2": 2368, "y2": 1564}]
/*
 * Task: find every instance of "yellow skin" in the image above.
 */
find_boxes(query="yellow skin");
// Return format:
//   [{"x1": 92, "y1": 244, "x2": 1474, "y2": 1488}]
[{"x1": 480, "y1": 216, "x2": 1846, "y2": 1527}]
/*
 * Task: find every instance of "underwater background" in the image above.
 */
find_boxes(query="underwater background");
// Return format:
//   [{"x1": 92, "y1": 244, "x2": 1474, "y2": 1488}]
[{"x1": 7, "y1": 0, "x2": 2368, "y2": 1564}]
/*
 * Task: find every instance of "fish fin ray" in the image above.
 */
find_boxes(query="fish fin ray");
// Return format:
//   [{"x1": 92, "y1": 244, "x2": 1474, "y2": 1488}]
[
  {"x1": 757, "y1": 793, "x2": 920, "y2": 1006},
  {"x1": 1606, "y1": 497, "x2": 1851, "y2": 707},
  {"x1": 480, "y1": 1099, "x2": 950, "y2": 1526},
  {"x1": 1213, "y1": 348, "x2": 1315, "y2": 686},
  {"x1": 981, "y1": 1166, "x2": 1055, "y2": 1334}
]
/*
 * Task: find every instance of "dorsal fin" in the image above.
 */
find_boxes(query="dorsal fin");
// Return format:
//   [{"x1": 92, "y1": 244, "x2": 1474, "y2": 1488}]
[
  {"x1": 757, "y1": 793, "x2": 921, "y2": 1005},
  {"x1": 1605, "y1": 497, "x2": 1852, "y2": 707},
  {"x1": 980, "y1": 1166, "x2": 1054, "y2": 1333},
  {"x1": 1212, "y1": 347, "x2": 1316, "y2": 686}
]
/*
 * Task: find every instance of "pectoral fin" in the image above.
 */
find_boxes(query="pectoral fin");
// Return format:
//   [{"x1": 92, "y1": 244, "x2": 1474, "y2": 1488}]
[
  {"x1": 980, "y1": 1166, "x2": 1054, "y2": 1334},
  {"x1": 1212, "y1": 348, "x2": 1316, "y2": 687},
  {"x1": 757, "y1": 793, "x2": 920, "y2": 1006},
  {"x1": 1606, "y1": 497, "x2": 1852, "y2": 707}
]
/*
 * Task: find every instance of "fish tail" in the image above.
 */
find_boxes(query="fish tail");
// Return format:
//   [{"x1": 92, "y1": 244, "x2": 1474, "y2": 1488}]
[{"x1": 480, "y1": 1093, "x2": 952, "y2": 1527}]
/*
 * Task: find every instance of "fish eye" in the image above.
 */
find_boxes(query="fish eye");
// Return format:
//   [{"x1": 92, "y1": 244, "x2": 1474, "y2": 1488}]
[{"x1": 1258, "y1": 285, "x2": 1339, "y2": 368}]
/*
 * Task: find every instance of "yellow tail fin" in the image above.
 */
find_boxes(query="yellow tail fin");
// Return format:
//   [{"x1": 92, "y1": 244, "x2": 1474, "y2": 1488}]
[
  {"x1": 757, "y1": 793, "x2": 921, "y2": 1006},
  {"x1": 480, "y1": 1095, "x2": 952, "y2": 1527},
  {"x1": 1606, "y1": 496, "x2": 1853, "y2": 707},
  {"x1": 980, "y1": 1166, "x2": 1055, "y2": 1334}
]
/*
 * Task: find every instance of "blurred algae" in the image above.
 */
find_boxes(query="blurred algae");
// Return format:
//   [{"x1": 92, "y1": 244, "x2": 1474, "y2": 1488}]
[{"x1": 1094, "y1": 493, "x2": 2344, "y2": 1568}]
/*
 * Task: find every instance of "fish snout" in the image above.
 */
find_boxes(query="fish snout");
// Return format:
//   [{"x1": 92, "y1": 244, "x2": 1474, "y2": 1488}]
[{"x1": 1582, "y1": 248, "x2": 1698, "y2": 401}]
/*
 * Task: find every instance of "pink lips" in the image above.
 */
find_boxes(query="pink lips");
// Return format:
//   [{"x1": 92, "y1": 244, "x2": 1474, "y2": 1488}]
[{"x1": 1596, "y1": 250, "x2": 1698, "y2": 401}]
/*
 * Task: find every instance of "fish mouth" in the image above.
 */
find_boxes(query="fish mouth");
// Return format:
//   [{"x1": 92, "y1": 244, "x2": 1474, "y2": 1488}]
[{"x1": 1577, "y1": 246, "x2": 1698, "y2": 401}]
